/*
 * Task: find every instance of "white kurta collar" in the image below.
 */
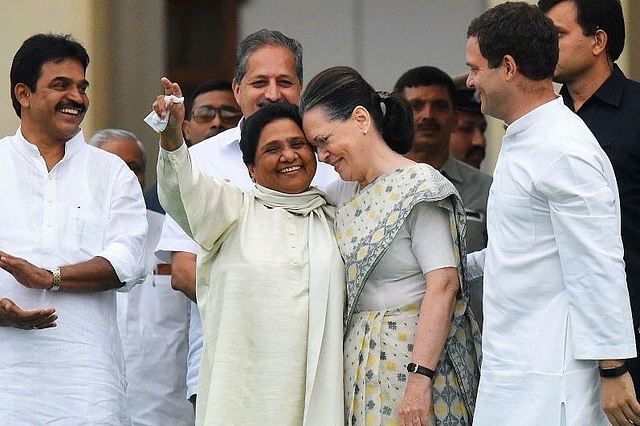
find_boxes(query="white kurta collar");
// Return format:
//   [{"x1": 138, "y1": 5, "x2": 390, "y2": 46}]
[
  {"x1": 14, "y1": 127, "x2": 86, "y2": 160},
  {"x1": 504, "y1": 97, "x2": 563, "y2": 139}
]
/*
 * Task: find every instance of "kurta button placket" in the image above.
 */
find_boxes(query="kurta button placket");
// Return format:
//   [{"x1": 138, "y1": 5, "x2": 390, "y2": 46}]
[
  {"x1": 43, "y1": 171, "x2": 57, "y2": 247},
  {"x1": 286, "y1": 213, "x2": 300, "y2": 267}
]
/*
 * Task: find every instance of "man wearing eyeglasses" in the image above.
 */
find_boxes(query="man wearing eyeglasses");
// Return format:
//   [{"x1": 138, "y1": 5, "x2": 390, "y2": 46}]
[{"x1": 182, "y1": 80, "x2": 241, "y2": 146}]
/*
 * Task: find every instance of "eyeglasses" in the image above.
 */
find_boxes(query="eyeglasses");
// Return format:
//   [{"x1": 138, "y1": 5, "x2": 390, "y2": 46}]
[{"x1": 191, "y1": 105, "x2": 242, "y2": 124}]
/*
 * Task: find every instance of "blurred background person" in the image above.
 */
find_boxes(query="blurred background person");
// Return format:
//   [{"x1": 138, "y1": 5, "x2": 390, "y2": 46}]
[
  {"x1": 90, "y1": 128, "x2": 194, "y2": 426},
  {"x1": 144, "y1": 79, "x2": 241, "y2": 214},
  {"x1": 394, "y1": 66, "x2": 491, "y2": 326},
  {"x1": 450, "y1": 73, "x2": 487, "y2": 170},
  {"x1": 182, "y1": 79, "x2": 241, "y2": 146}
]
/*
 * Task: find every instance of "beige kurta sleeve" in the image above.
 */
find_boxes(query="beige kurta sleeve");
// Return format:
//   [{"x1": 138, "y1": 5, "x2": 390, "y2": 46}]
[{"x1": 157, "y1": 143, "x2": 245, "y2": 250}]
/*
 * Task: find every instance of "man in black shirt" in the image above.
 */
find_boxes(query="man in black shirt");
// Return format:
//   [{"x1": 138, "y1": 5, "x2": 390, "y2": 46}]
[{"x1": 541, "y1": 0, "x2": 640, "y2": 397}]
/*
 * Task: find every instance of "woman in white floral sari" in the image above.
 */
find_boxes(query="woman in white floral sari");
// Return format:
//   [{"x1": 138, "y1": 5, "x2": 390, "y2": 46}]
[{"x1": 300, "y1": 66, "x2": 481, "y2": 426}]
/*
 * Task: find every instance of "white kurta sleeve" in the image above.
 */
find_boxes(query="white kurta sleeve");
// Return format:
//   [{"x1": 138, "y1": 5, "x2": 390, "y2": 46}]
[
  {"x1": 466, "y1": 249, "x2": 486, "y2": 281},
  {"x1": 155, "y1": 214, "x2": 200, "y2": 263},
  {"x1": 539, "y1": 152, "x2": 635, "y2": 359},
  {"x1": 98, "y1": 163, "x2": 148, "y2": 291}
]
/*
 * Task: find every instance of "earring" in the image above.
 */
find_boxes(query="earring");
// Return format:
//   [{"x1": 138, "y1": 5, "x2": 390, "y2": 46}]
[{"x1": 363, "y1": 128, "x2": 368, "y2": 135}]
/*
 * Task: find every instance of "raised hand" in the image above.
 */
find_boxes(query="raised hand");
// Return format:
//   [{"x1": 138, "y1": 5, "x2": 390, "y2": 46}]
[{"x1": 153, "y1": 77, "x2": 186, "y2": 151}]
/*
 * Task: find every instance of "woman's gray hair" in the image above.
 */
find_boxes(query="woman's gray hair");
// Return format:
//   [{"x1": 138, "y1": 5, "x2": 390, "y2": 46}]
[{"x1": 234, "y1": 29, "x2": 303, "y2": 85}]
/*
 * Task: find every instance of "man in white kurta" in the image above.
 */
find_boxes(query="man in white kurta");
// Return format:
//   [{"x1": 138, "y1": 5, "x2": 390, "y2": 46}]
[
  {"x1": 465, "y1": 3, "x2": 640, "y2": 425},
  {"x1": 0, "y1": 130, "x2": 147, "y2": 424},
  {"x1": 0, "y1": 34, "x2": 147, "y2": 426},
  {"x1": 472, "y1": 97, "x2": 636, "y2": 424},
  {"x1": 117, "y1": 209, "x2": 193, "y2": 426},
  {"x1": 89, "y1": 129, "x2": 194, "y2": 426}
]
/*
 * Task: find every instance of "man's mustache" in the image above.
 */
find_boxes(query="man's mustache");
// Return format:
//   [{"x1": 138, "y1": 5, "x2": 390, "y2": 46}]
[
  {"x1": 467, "y1": 145, "x2": 486, "y2": 159},
  {"x1": 257, "y1": 98, "x2": 292, "y2": 108},
  {"x1": 57, "y1": 101, "x2": 87, "y2": 114},
  {"x1": 206, "y1": 127, "x2": 227, "y2": 138},
  {"x1": 415, "y1": 119, "x2": 440, "y2": 132}
]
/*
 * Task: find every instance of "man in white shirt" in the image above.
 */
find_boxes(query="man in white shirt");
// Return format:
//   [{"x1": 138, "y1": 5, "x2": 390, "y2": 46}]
[
  {"x1": 465, "y1": 3, "x2": 640, "y2": 425},
  {"x1": 156, "y1": 29, "x2": 336, "y2": 412},
  {"x1": 90, "y1": 129, "x2": 194, "y2": 426},
  {"x1": 0, "y1": 34, "x2": 147, "y2": 425}
]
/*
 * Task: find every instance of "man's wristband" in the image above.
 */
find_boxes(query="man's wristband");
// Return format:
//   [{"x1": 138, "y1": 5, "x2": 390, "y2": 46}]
[
  {"x1": 599, "y1": 362, "x2": 628, "y2": 378},
  {"x1": 48, "y1": 268, "x2": 61, "y2": 292},
  {"x1": 407, "y1": 362, "x2": 435, "y2": 380}
]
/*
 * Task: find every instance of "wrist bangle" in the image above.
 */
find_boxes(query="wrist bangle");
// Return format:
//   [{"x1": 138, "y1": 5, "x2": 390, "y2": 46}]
[
  {"x1": 407, "y1": 362, "x2": 435, "y2": 380},
  {"x1": 599, "y1": 362, "x2": 628, "y2": 378},
  {"x1": 48, "y1": 268, "x2": 61, "y2": 292}
]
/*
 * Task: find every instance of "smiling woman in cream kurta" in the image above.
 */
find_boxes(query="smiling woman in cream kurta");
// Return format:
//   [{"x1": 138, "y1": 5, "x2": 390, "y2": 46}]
[{"x1": 155, "y1": 96, "x2": 344, "y2": 426}]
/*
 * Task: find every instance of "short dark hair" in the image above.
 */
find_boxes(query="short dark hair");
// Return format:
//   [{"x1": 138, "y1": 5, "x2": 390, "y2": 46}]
[
  {"x1": 10, "y1": 33, "x2": 90, "y2": 118},
  {"x1": 240, "y1": 102, "x2": 302, "y2": 166},
  {"x1": 393, "y1": 66, "x2": 457, "y2": 105},
  {"x1": 186, "y1": 79, "x2": 233, "y2": 119},
  {"x1": 467, "y1": 2, "x2": 558, "y2": 81},
  {"x1": 538, "y1": 0, "x2": 625, "y2": 61},
  {"x1": 300, "y1": 66, "x2": 414, "y2": 155},
  {"x1": 234, "y1": 29, "x2": 303, "y2": 85}
]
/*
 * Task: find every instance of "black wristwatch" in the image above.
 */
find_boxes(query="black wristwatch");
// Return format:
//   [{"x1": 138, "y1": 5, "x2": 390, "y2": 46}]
[
  {"x1": 599, "y1": 362, "x2": 628, "y2": 378},
  {"x1": 407, "y1": 362, "x2": 435, "y2": 380}
]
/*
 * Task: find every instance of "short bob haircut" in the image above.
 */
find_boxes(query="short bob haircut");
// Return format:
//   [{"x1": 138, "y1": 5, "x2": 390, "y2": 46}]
[{"x1": 239, "y1": 102, "x2": 303, "y2": 166}]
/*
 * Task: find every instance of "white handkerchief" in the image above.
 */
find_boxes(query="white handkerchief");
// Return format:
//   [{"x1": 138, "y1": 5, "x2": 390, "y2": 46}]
[{"x1": 144, "y1": 95, "x2": 185, "y2": 133}]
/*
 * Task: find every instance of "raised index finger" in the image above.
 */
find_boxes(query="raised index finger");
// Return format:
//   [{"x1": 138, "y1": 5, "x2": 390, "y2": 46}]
[{"x1": 160, "y1": 77, "x2": 183, "y2": 98}]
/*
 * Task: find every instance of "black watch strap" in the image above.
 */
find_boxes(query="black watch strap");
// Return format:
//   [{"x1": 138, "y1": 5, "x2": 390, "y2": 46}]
[
  {"x1": 407, "y1": 362, "x2": 435, "y2": 380},
  {"x1": 599, "y1": 362, "x2": 628, "y2": 378}
]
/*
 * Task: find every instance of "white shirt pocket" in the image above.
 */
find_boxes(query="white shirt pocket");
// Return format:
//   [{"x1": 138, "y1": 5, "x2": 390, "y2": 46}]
[
  {"x1": 490, "y1": 193, "x2": 536, "y2": 254},
  {"x1": 72, "y1": 206, "x2": 107, "y2": 255}
]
